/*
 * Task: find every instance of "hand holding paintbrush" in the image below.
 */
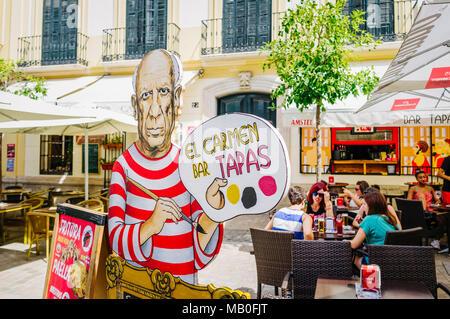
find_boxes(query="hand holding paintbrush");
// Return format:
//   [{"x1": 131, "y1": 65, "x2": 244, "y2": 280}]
[{"x1": 127, "y1": 177, "x2": 207, "y2": 235}]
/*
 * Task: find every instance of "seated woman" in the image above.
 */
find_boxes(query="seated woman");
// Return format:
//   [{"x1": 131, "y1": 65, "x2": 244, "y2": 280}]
[
  {"x1": 407, "y1": 169, "x2": 441, "y2": 211},
  {"x1": 348, "y1": 189, "x2": 402, "y2": 269},
  {"x1": 306, "y1": 182, "x2": 333, "y2": 218},
  {"x1": 407, "y1": 169, "x2": 443, "y2": 249},
  {"x1": 352, "y1": 186, "x2": 397, "y2": 228},
  {"x1": 265, "y1": 186, "x2": 313, "y2": 240},
  {"x1": 342, "y1": 180, "x2": 369, "y2": 208}
]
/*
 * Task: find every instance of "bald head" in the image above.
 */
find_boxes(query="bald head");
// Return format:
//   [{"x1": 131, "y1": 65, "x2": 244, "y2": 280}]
[{"x1": 131, "y1": 49, "x2": 183, "y2": 159}]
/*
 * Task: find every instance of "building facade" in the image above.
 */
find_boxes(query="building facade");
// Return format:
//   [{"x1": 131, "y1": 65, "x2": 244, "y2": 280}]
[{"x1": 0, "y1": 0, "x2": 447, "y2": 194}]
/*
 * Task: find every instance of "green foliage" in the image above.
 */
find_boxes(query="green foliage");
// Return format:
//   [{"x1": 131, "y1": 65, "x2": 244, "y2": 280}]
[
  {"x1": 261, "y1": 0, "x2": 381, "y2": 112},
  {"x1": 0, "y1": 59, "x2": 47, "y2": 100}
]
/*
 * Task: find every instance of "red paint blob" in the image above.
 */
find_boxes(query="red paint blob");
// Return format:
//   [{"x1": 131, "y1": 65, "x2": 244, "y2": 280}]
[{"x1": 258, "y1": 176, "x2": 277, "y2": 196}]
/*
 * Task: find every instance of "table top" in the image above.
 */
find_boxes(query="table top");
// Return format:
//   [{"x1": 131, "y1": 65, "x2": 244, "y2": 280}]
[
  {"x1": 50, "y1": 191, "x2": 84, "y2": 196},
  {"x1": 0, "y1": 202, "x2": 32, "y2": 212},
  {"x1": 328, "y1": 183, "x2": 349, "y2": 187},
  {"x1": 430, "y1": 204, "x2": 450, "y2": 212},
  {"x1": 315, "y1": 277, "x2": 434, "y2": 299},
  {"x1": 313, "y1": 230, "x2": 355, "y2": 241}
]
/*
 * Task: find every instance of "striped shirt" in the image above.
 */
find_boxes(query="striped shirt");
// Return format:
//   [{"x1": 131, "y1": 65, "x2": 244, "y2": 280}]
[
  {"x1": 272, "y1": 207, "x2": 306, "y2": 239},
  {"x1": 108, "y1": 143, "x2": 223, "y2": 284}
]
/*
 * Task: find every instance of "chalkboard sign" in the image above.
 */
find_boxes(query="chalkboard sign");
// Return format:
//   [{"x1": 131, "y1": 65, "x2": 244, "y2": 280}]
[
  {"x1": 82, "y1": 144, "x2": 99, "y2": 174},
  {"x1": 43, "y1": 204, "x2": 109, "y2": 299}
]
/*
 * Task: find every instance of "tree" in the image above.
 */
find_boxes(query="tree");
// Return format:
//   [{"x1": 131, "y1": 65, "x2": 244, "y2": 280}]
[
  {"x1": 262, "y1": 0, "x2": 380, "y2": 182},
  {"x1": 0, "y1": 59, "x2": 47, "y2": 100}
]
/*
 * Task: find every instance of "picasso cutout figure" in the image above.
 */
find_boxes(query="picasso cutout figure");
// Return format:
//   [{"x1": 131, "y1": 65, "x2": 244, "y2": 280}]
[{"x1": 108, "y1": 49, "x2": 289, "y2": 285}]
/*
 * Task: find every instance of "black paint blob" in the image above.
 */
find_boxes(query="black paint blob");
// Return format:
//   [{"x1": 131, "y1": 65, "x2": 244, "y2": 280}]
[{"x1": 241, "y1": 187, "x2": 257, "y2": 209}]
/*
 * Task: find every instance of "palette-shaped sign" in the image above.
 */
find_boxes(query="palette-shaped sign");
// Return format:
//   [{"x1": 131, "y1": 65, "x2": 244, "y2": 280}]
[{"x1": 179, "y1": 113, "x2": 290, "y2": 223}]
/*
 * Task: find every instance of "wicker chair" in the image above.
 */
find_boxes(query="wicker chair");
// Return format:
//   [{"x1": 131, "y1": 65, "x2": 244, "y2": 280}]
[
  {"x1": 76, "y1": 199, "x2": 104, "y2": 212},
  {"x1": 395, "y1": 198, "x2": 439, "y2": 245},
  {"x1": 19, "y1": 197, "x2": 45, "y2": 211},
  {"x1": 288, "y1": 240, "x2": 354, "y2": 299},
  {"x1": 367, "y1": 244, "x2": 450, "y2": 299},
  {"x1": 27, "y1": 211, "x2": 55, "y2": 260},
  {"x1": 384, "y1": 227, "x2": 423, "y2": 246},
  {"x1": 250, "y1": 228, "x2": 295, "y2": 299}
]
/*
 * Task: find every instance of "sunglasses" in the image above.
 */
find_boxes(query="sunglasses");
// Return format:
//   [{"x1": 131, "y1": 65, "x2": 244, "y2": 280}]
[
  {"x1": 363, "y1": 189, "x2": 374, "y2": 195},
  {"x1": 312, "y1": 192, "x2": 324, "y2": 198}
]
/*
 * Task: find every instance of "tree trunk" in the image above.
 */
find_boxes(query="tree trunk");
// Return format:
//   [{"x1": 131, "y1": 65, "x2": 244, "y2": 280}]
[{"x1": 315, "y1": 103, "x2": 322, "y2": 183}]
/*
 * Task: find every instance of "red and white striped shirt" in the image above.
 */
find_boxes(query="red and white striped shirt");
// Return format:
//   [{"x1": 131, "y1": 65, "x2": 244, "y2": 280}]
[{"x1": 108, "y1": 143, "x2": 223, "y2": 284}]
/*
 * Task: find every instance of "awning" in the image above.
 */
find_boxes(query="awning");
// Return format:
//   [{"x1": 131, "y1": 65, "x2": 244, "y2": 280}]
[
  {"x1": 8, "y1": 71, "x2": 201, "y2": 114},
  {"x1": 357, "y1": 1, "x2": 450, "y2": 121}
]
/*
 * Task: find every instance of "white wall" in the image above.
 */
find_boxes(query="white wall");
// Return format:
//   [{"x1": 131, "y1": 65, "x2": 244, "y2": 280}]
[
  {"x1": 87, "y1": 0, "x2": 114, "y2": 36},
  {"x1": 179, "y1": 0, "x2": 209, "y2": 28}
]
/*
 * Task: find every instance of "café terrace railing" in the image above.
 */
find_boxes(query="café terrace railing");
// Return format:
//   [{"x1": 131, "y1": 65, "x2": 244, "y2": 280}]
[
  {"x1": 201, "y1": 0, "x2": 418, "y2": 56},
  {"x1": 102, "y1": 23, "x2": 180, "y2": 62},
  {"x1": 17, "y1": 31, "x2": 89, "y2": 67}
]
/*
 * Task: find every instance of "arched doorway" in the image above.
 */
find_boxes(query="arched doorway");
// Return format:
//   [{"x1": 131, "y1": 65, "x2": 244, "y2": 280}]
[{"x1": 217, "y1": 93, "x2": 276, "y2": 126}]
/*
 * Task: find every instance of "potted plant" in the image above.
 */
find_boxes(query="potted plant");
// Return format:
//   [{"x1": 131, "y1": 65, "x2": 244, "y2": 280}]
[
  {"x1": 110, "y1": 136, "x2": 122, "y2": 149},
  {"x1": 100, "y1": 158, "x2": 114, "y2": 170}
]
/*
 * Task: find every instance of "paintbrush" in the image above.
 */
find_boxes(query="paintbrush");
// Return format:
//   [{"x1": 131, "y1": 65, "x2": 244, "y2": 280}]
[{"x1": 127, "y1": 177, "x2": 207, "y2": 234}]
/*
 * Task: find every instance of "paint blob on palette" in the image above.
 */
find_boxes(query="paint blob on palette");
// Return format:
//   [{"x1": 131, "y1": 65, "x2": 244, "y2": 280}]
[{"x1": 179, "y1": 113, "x2": 290, "y2": 223}]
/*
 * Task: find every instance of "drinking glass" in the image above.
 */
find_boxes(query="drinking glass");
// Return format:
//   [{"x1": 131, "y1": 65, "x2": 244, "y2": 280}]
[
  {"x1": 336, "y1": 217, "x2": 343, "y2": 236},
  {"x1": 318, "y1": 218, "x2": 325, "y2": 233},
  {"x1": 342, "y1": 213, "x2": 349, "y2": 226}
]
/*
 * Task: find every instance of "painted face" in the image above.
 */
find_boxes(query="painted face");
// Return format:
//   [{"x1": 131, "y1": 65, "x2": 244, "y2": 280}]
[{"x1": 132, "y1": 51, "x2": 180, "y2": 158}]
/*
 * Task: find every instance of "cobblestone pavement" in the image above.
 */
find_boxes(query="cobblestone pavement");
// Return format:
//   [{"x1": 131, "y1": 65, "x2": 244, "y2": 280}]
[{"x1": 0, "y1": 213, "x2": 449, "y2": 299}]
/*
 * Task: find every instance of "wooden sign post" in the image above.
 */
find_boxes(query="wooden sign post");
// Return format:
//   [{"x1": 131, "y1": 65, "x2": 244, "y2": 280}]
[{"x1": 43, "y1": 203, "x2": 109, "y2": 299}]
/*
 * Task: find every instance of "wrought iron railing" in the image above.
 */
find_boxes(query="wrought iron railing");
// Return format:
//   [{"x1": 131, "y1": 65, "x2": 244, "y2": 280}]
[
  {"x1": 201, "y1": 12, "x2": 284, "y2": 55},
  {"x1": 343, "y1": 0, "x2": 418, "y2": 42},
  {"x1": 17, "y1": 31, "x2": 89, "y2": 67},
  {"x1": 102, "y1": 23, "x2": 180, "y2": 62}
]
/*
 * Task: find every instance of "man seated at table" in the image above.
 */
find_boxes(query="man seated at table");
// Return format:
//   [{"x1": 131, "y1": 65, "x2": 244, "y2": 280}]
[{"x1": 265, "y1": 186, "x2": 314, "y2": 240}]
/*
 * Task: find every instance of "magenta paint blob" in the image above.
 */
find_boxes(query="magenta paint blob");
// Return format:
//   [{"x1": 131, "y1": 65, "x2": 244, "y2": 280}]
[{"x1": 258, "y1": 176, "x2": 277, "y2": 196}]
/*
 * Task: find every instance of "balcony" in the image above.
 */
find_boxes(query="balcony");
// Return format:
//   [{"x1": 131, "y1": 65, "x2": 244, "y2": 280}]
[
  {"x1": 102, "y1": 23, "x2": 180, "y2": 62},
  {"x1": 201, "y1": 12, "x2": 284, "y2": 56},
  {"x1": 343, "y1": 0, "x2": 417, "y2": 42},
  {"x1": 17, "y1": 32, "x2": 89, "y2": 67}
]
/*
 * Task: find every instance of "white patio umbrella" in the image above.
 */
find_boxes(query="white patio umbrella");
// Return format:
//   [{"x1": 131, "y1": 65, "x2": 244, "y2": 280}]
[
  {"x1": 0, "y1": 109, "x2": 137, "y2": 200},
  {"x1": 355, "y1": 1, "x2": 450, "y2": 125}
]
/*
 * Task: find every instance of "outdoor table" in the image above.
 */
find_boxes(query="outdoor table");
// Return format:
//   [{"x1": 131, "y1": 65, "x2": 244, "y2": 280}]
[
  {"x1": 49, "y1": 190, "x2": 85, "y2": 206},
  {"x1": 314, "y1": 277, "x2": 434, "y2": 299},
  {"x1": 1, "y1": 189, "x2": 31, "y2": 202},
  {"x1": 336, "y1": 206, "x2": 359, "y2": 218},
  {"x1": 313, "y1": 230, "x2": 355, "y2": 241},
  {"x1": 0, "y1": 203, "x2": 32, "y2": 244},
  {"x1": 384, "y1": 194, "x2": 404, "y2": 205},
  {"x1": 24, "y1": 207, "x2": 57, "y2": 245},
  {"x1": 328, "y1": 183, "x2": 349, "y2": 194}
]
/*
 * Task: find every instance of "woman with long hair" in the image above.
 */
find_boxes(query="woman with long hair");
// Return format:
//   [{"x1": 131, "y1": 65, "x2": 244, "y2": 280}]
[
  {"x1": 306, "y1": 182, "x2": 333, "y2": 218},
  {"x1": 349, "y1": 188, "x2": 401, "y2": 269}
]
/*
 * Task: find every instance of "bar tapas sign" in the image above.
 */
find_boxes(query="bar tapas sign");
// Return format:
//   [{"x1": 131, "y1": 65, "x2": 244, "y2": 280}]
[{"x1": 43, "y1": 204, "x2": 108, "y2": 299}]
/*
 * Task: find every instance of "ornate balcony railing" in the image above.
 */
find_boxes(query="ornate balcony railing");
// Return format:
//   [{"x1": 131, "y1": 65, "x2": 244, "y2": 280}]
[
  {"x1": 201, "y1": 12, "x2": 284, "y2": 55},
  {"x1": 102, "y1": 23, "x2": 180, "y2": 62},
  {"x1": 17, "y1": 31, "x2": 89, "y2": 67},
  {"x1": 343, "y1": 0, "x2": 418, "y2": 42}
]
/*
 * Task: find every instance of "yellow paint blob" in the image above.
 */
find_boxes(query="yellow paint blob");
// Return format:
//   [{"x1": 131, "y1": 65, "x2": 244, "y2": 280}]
[{"x1": 226, "y1": 184, "x2": 240, "y2": 205}]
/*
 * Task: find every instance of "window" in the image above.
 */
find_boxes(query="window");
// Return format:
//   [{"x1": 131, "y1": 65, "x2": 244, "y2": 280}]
[
  {"x1": 222, "y1": 0, "x2": 272, "y2": 53},
  {"x1": 126, "y1": 0, "x2": 168, "y2": 60},
  {"x1": 217, "y1": 93, "x2": 276, "y2": 126},
  {"x1": 40, "y1": 135, "x2": 73, "y2": 175},
  {"x1": 343, "y1": 0, "x2": 395, "y2": 41},
  {"x1": 42, "y1": 0, "x2": 79, "y2": 65}
]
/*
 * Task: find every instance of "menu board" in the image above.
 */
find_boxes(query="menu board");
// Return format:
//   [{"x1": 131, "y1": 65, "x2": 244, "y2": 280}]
[{"x1": 43, "y1": 204, "x2": 109, "y2": 299}]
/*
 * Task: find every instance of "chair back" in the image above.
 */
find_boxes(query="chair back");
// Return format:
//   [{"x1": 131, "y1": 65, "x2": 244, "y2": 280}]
[
  {"x1": 27, "y1": 212, "x2": 52, "y2": 235},
  {"x1": 65, "y1": 196, "x2": 85, "y2": 205},
  {"x1": 77, "y1": 199, "x2": 104, "y2": 212},
  {"x1": 384, "y1": 227, "x2": 423, "y2": 246},
  {"x1": 20, "y1": 197, "x2": 45, "y2": 211},
  {"x1": 291, "y1": 240, "x2": 353, "y2": 299},
  {"x1": 250, "y1": 228, "x2": 294, "y2": 295},
  {"x1": 367, "y1": 244, "x2": 437, "y2": 298},
  {"x1": 395, "y1": 198, "x2": 426, "y2": 230}
]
